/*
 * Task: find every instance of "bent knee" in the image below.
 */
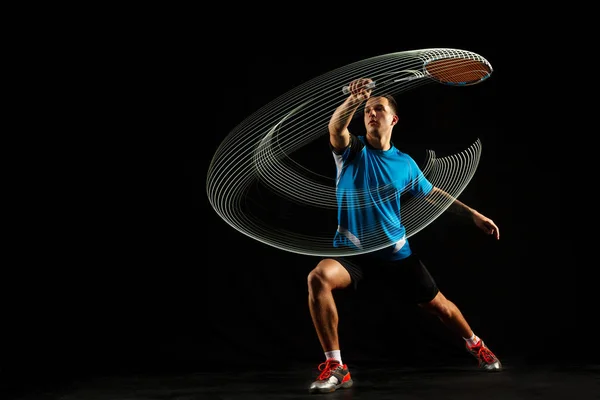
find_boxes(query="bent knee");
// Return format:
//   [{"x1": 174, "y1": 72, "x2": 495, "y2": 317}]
[{"x1": 307, "y1": 259, "x2": 351, "y2": 291}]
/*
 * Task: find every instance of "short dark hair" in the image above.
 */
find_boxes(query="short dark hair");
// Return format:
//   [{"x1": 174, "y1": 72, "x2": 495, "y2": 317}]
[{"x1": 381, "y1": 94, "x2": 397, "y2": 115}]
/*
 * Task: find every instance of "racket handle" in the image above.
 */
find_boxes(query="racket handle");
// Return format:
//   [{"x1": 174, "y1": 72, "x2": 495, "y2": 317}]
[
  {"x1": 342, "y1": 81, "x2": 376, "y2": 94},
  {"x1": 394, "y1": 75, "x2": 421, "y2": 83}
]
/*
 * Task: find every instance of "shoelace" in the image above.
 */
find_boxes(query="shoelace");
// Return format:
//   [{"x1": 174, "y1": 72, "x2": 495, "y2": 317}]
[
  {"x1": 475, "y1": 345, "x2": 496, "y2": 364},
  {"x1": 317, "y1": 360, "x2": 340, "y2": 380}
]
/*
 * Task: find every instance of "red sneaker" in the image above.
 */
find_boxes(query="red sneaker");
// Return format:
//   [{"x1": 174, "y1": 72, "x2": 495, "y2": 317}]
[
  {"x1": 466, "y1": 340, "x2": 502, "y2": 371},
  {"x1": 309, "y1": 358, "x2": 353, "y2": 394}
]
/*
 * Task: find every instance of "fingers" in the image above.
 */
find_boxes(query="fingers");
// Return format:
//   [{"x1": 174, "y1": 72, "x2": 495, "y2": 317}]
[
  {"x1": 349, "y1": 78, "x2": 373, "y2": 96},
  {"x1": 488, "y1": 222, "x2": 500, "y2": 240},
  {"x1": 479, "y1": 218, "x2": 499, "y2": 240},
  {"x1": 490, "y1": 228, "x2": 499, "y2": 240}
]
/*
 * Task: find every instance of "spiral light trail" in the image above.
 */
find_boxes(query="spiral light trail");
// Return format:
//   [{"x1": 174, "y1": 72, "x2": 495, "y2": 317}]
[{"x1": 207, "y1": 48, "x2": 492, "y2": 256}]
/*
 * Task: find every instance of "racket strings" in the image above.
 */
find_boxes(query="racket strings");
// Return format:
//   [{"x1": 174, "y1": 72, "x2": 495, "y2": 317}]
[{"x1": 425, "y1": 58, "x2": 492, "y2": 85}]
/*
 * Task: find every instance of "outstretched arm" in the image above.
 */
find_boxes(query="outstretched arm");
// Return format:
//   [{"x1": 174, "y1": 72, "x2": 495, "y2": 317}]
[
  {"x1": 328, "y1": 78, "x2": 373, "y2": 152},
  {"x1": 428, "y1": 187, "x2": 500, "y2": 240}
]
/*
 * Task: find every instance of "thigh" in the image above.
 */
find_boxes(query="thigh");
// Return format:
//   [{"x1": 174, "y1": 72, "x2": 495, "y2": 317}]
[
  {"x1": 382, "y1": 254, "x2": 439, "y2": 304},
  {"x1": 328, "y1": 256, "x2": 367, "y2": 290}
]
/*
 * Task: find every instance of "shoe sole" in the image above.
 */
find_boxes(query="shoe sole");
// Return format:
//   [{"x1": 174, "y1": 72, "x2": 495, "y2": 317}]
[
  {"x1": 482, "y1": 363, "x2": 503, "y2": 372},
  {"x1": 309, "y1": 380, "x2": 353, "y2": 394}
]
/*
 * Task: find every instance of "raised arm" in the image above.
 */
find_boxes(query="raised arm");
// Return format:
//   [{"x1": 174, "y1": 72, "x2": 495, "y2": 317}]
[
  {"x1": 428, "y1": 187, "x2": 500, "y2": 240},
  {"x1": 328, "y1": 78, "x2": 373, "y2": 152}
]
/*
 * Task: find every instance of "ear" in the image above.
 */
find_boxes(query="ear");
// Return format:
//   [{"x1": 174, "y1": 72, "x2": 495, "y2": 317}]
[{"x1": 391, "y1": 115, "x2": 399, "y2": 126}]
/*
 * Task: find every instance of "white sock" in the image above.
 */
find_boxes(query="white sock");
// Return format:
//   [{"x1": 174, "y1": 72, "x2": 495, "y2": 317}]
[
  {"x1": 325, "y1": 350, "x2": 342, "y2": 365},
  {"x1": 463, "y1": 333, "x2": 481, "y2": 347}
]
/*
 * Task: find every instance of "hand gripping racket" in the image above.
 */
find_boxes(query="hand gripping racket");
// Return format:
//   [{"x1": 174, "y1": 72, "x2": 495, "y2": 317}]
[{"x1": 342, "y1": 48, "x2": 493, "y2": 94}]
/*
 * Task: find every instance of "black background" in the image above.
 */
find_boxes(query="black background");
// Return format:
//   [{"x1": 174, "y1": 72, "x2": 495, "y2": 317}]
[
  {"x1": 189, "y1": 37, "x2": 577, "y2": 370},
  {"x1": 4, "y1": 24, "x2": 580, "y2": 383}
]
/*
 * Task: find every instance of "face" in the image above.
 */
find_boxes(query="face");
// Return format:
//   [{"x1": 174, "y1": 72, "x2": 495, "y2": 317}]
[{"x1": 364, "y1": 96, "x2": 397, "y2": 135}]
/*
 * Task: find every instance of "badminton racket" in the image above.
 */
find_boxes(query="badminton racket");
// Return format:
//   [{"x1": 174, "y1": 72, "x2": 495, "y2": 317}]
[{"x1": 342, "y1": 49, "x2": 493, "y2": 94}]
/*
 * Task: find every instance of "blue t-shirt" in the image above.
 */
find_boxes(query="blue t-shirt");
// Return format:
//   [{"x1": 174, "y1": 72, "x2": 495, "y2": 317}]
[{"x1": 332, "y1": 135, "x2": 433, "y2": 260}]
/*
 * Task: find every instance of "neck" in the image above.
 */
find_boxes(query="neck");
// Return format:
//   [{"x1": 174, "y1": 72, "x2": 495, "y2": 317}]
[{"x1": 366, "y1": 132, "x2": 392, "y2": 151}]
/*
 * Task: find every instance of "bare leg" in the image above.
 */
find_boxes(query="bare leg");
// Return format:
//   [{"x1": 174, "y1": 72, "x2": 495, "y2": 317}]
[
  {"x1": 418, "y1": 291, "x2": 474, "y2": 338},
  {"x1": 307, "y1": 259, "x2": 352, "y2": 352},
  {"x1": 420, "y1": 290, "x2": 503, "y2": 371}
]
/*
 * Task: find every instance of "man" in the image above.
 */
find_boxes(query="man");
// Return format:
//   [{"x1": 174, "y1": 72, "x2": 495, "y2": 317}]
[{"x1": 307, "y1": 78, "x2": 502, "y2": 394}]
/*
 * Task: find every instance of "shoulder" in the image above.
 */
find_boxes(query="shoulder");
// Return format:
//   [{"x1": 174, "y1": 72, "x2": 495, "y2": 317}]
[
  {"x1": 396, "y1": 149, "x2": 415, "y2": 163},
  {"x1": 331, "y1": 134, "x2": 365, "y2": 155},
  {"x1": 390, "y1": 146, "x2": 413, "y2": 160}
]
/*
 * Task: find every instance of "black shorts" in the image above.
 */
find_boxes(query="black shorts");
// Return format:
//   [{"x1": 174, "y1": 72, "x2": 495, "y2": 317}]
[{"x1": 331, "y1": 253, "x2": 439, "y2": 304}]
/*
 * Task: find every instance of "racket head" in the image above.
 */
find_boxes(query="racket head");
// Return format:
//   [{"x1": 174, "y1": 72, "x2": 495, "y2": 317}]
[{"x1": 422, "y1": 50, "x2": 493, "y2": 86}]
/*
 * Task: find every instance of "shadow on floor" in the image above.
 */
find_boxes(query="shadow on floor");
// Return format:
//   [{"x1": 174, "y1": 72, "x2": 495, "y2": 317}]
[{"x1": 1, "y1": 360, "x2": 599, "y2": 400}]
